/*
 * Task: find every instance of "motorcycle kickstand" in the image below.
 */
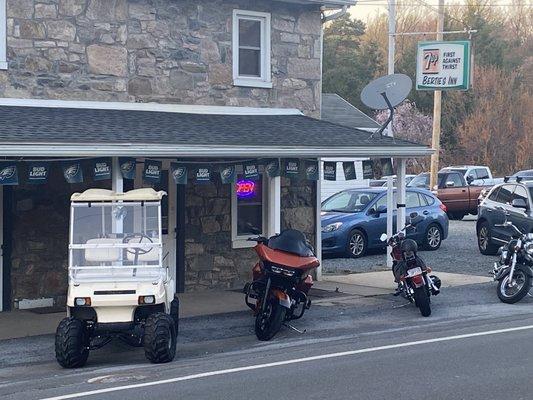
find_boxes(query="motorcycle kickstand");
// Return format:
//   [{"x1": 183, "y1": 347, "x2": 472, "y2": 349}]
[{"x1": 284, "y1": 323, "x2": 306, "y2": 334}]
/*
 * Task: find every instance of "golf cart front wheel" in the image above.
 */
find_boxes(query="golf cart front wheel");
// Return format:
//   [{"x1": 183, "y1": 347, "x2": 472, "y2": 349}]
[
  {"x1": 144, "y1": 313, "x2": 177, "y2": 363},
  {"x1": 55, "y1": 317, "x2": 89, "y2": 368}
]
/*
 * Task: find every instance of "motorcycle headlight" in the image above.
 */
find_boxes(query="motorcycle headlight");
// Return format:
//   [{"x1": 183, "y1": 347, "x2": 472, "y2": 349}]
[
  {"x1": 270, "y1": 265, "x2": 296, "y2": 277},
  {"x1": 322, "y1": 222, "x2": 343, "y2": 233}
]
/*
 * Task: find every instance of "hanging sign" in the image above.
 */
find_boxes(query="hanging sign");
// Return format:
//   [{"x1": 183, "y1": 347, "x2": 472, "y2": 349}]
[
  {"x1": 0, "y1": 162, "x2": 19, "y2": 185},
  {"x1": 323, "y1": 161, "x2": 336, "y2": 181},
  {"x1": 143, "y1": 159, "x2": 162, "y2": 183},
  {"x1": 195, "y1": 166, "x2": 212, "y2": 183},
  {"x1": 220, "y1": 165, "x2": 236, "y2": 184},
  {"x1": 171, "y1": 163, "x2": 188, "y2": 185},
  {"x1": 92, "y1": 158, "x2": 112, "y2": 181},
  {"x1": 380, "y1": 158, "x2": 394, "y2": 176},
  {"x1": 362, "y1": 160, "x2": 374, "y2": 179},
  {"x1": 264, "y1": 158, "x2": 280, "y2": 178},
  {"x1": 27, "y1": 162, "x2": 49, "y2": 184},
  {"x1": 62, "y1": 161, "x2": 83, "y2": 184},
  {"x1": 284, "y1": 159, "x2": 300, "y2": 178},
  {"x1": 243, "y1": 162, "x2": 259, "y2": 181},
  {"x1": 305, "y1": 160, "x2": 319, "y2": 181},
  {"x1": 236, "y1": 179, "x2": 256, "y2": 199},
  {"x1": 119, "y1": 157, "x2": 136, "y2": 180},
  {"x1": 416, "y1": 40, "x2": 471, "y2": 91},
  {"x1": 343, "y1": 162, "x2": 357, "y2": 180}
]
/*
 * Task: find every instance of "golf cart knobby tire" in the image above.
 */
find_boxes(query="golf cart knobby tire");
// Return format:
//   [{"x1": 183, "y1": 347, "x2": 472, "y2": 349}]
[
  {"x1": 55, "y1": 317, "x2": 89, "y2": 368},
  {"x1": 143, "y1": 313, "x2": 177, "y2": 364},
  {"x1": 413, "y1": 287, "x2": 431, "y2": 317}
]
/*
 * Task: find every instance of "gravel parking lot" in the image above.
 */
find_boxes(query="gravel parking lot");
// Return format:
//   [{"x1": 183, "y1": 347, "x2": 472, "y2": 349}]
[{"x1": 322, "y1": 215, "x2": 498, "y2": 277}]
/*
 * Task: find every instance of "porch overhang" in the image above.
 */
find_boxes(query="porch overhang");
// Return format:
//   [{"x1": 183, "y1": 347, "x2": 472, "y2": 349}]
[{"x1": 0, "y1": 98, "x2": 433, "y2": 159}]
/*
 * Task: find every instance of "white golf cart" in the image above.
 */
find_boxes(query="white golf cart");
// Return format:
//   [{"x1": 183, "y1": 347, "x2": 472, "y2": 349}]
[{"x1": 55, "y1": 188, "x2": 179, "y2": 368}]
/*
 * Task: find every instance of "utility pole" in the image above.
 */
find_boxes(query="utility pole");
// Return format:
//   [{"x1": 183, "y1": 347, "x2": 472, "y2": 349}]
[
  {"x1": 387, "y1": 0, "x2": 396, "y2": 138},
  {"x1": 429, "y1": 0, "x2": 445, "y2": 190}
]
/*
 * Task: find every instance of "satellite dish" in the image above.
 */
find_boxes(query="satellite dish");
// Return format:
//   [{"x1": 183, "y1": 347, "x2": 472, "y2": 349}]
[{"x1": 361, "y1": 74, "x2": 412, "y2": 110}]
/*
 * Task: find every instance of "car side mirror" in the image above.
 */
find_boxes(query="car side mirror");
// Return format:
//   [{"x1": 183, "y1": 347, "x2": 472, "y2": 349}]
[
  {"x1": 445, "y1": 181, "x2": 455, "y2": 188},
  {"x1": 511, "y1": 198, "x2": 528, "y2": 210},
  {"x1": 375, "y1": 205, "x2": 387, "y2": 215},
  {"x1": 466, "y1": 175, "x2": 474, "y2": 184}
]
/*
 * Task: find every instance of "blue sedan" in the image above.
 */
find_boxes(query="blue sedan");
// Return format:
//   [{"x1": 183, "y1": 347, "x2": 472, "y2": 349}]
[{"x1": 321, "y1": 187, "x2": 449, "y2": 258}]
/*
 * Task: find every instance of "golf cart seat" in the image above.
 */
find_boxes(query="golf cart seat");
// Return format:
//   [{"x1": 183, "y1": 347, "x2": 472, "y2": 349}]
[{"x1": 84, "y1": 238, "x2": 122, "y2": 262}]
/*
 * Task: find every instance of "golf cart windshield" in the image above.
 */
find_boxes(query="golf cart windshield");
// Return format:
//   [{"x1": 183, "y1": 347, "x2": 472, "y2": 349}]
[{"x1": 69, "y1": 197, "x2": 164, "y2": 283}]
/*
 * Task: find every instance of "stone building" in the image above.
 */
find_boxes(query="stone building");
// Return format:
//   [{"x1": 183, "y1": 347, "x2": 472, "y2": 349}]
[{"x1": 0, "y1": 0, "x2": 431, "y2": 311}]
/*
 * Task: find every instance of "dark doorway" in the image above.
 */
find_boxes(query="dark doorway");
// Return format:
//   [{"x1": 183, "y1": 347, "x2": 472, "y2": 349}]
[
  {"x1": 2, "y1": 187, "x2": 13, "y2": 311},
  {"x1": 175, "y1": 184, "x2": 186, "y2": 293}
]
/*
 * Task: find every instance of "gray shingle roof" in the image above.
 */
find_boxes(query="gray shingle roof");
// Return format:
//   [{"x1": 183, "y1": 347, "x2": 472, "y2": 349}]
[
  {"x1": 321, "y1": 93, "x2": 380, "y2": 130},
  {"x1": 0, "y1": 105, "x2": 424, "y2": 150}
]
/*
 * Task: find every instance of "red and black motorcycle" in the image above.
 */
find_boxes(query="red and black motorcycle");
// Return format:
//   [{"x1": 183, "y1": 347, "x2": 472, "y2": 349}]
[
  {"x1": 381, "y1": 213, "x2": 441, "y2": 317},
  {"x1": 244, "y1": 229, "x2": 319, "y2": 341}
]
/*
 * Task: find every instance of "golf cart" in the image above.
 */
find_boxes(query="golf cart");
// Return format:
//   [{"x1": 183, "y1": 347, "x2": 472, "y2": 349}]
[{"x1": 55, "y1": 188, "x2": 179, "y2": 368}]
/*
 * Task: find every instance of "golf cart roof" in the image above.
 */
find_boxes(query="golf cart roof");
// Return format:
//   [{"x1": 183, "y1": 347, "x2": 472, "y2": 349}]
[{"x1": 71, "y1": 188, "x2": 167, "y2": 202}]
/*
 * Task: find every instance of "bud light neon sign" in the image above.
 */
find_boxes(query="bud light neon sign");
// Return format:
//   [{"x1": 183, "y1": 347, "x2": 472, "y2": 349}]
[{"x1": 236, "y1": 180, "x2": 256, "y2": 198}]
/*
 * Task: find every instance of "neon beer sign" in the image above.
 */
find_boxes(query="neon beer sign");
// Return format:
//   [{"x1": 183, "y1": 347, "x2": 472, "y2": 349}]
[{"x1": 236, "y1": 180, "x2": 256, "y2": 198}]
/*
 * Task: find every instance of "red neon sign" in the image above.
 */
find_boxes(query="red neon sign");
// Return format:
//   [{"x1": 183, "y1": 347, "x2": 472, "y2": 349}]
[{"x1": 236, "y1": 180, "x2": 256, "y2": 198}]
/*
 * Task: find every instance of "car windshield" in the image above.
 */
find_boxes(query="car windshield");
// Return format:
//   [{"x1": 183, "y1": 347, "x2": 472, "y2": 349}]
[
  {"x1": 408, "y1": 173, "x2": 446, "y2": 188},
  {"x1": 446, "y1": 168, "x2": 467, "y2": 175},
  {"x1": 322, "y1": 191, "x2": 378, "y2": 213}
]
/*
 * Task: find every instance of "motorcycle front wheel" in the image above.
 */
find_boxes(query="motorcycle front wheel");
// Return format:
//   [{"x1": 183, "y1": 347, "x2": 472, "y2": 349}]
[
  {"x1": 255, "y1": 300, "x2": 286, "y2": 341},
  {"x1": 413, "y1": 287, "x2": 431, "y2": 317},
  {"x1": 497, "y1": 270, "x2": 531, "y2": 304}
]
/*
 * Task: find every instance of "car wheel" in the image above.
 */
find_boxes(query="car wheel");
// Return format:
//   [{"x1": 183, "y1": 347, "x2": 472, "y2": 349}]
[
  {"x1": 477, "y1": 221, "x2": 499, "y2": 255},
  {"x1": 345, "y1": 229, "x2": 367, "y2": 258},
  {"x1": 423, "y1": 224, "x2": 442, "y2": 251}
]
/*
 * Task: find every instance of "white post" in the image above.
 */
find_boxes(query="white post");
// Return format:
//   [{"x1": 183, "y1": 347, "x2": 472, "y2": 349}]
[
  {"x1": 111, "y1": 157, "x2": 124, "y2": 237},
  {"x1": 315, "y1": 158, "x2": 322, "y2": 281},
  {"x1": 397, "y1": 159, "x2": 407, "y2": 233},
  {"x1": 0, "y1": 185, "x2": 3, "y2": 311},
  {"x1": 268, "y1": 176, "x2": 281, "y2": 236},
  {"x1": 386, "y1": 176, "x2": 394, "y2": 269},
  {"x1": 387, "y1": 0, "x2": 396, "y2": 137}
]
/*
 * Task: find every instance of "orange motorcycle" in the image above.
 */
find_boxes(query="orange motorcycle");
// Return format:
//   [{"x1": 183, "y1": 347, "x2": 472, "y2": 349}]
[{"x1": 244, "y1": 229, "x2": 319, "y2": 341}]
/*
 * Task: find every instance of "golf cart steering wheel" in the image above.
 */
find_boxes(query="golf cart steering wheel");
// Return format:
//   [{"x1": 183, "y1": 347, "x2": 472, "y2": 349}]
[{"x1": 122, "y1": 234, "x2": 154, "y2": 257}]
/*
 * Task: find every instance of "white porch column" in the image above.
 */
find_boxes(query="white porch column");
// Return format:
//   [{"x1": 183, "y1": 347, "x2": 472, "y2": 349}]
[
  {"x1": 386, "y1": 176, "x2": 394, "y2": 269},
  {"x1": 315, "y1": 158, "x2": 322, "y2": 281},
  {"x1": 267, "y1": 176, "x2": 281, "y2": 237},
  {"x1": 112, "y1": 157, "x2": 123, "y2": 193},
  {"x1": 0, "y1": 185, "x2": 3, "y2": 312},
  {"x1": 397, "y1": 158, "x2": 407, "y2": 233}
]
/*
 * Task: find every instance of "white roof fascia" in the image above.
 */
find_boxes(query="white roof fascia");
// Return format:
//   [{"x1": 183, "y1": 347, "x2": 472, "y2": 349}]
[
  {"x1": 0, "y1": 143, "x2": 434, "y2": 158},
  {"x1": 0, "y1": 97, "x2": 303, "y2": 116}
]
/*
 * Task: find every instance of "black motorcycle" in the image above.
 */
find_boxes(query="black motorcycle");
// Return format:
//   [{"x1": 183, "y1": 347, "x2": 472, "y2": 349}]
[{"x1": 492, "y1": 219, "x2": 533, "y2": 304}]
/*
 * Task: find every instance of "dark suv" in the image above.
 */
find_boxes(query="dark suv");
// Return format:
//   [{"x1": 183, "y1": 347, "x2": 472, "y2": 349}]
[{"x1": 477, "y1": 179, "x2": 533, "y2": 255}]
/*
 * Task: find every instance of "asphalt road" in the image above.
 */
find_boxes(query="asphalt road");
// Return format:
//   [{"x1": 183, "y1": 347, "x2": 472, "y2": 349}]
[
  {"x1": 2, "y1": 282, "x2": 533, "y2": 400},
  {"x1": 323, "y1": 216, "x2": 495, "y2": 276}
]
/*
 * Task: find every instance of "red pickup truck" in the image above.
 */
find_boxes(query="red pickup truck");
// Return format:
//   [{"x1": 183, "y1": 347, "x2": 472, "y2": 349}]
[{"x1": 408, "y1": 171, "x2": 489, "y2": 220}]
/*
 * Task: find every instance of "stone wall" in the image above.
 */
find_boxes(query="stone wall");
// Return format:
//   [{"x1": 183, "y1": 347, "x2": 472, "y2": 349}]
[
  {"x1": 9, "y1": 166, "x2": 111, "y2": 307},
  {"x1": 184, "y1": 174, "x2": 317, "y2": 292},
  {"x1": 1, "y1": 0, "x2": 323, "y2": 116}
]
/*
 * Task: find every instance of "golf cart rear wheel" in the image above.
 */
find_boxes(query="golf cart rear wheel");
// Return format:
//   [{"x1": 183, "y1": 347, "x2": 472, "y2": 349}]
[
  {"x1": 144, "y1": 313, "x2": 177, "y2": 364},
  {"x1": 55, "y1": 317, "x2": 89, "y2": 368}
]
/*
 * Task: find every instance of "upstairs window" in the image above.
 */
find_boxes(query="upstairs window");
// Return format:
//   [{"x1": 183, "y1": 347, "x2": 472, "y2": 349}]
[
  {"x1": 0, "y1": 0, "x2": 6, "y2": 69},
  {"x1": 232, "y1": 10, "x2": 272, "y2": 88}
]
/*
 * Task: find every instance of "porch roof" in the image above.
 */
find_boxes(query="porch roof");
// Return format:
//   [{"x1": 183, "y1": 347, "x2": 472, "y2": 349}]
[{"x1": 0, "y1": 99, "x2": 432, "y2": 158}]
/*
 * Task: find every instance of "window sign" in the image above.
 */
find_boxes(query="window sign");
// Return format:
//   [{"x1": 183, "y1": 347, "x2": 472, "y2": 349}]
[
  {"x1": 362, "y1": 160, "x2": 374, "y2": 179},
  {"x1": 323, "y1": 161, "x2": 336, "y2": 181},
  {"x1": 143, "y1": 159, "x2": 162, "y2": 184},
  {"x1": 220, "y1": 165, "x2": 236, "y2": 184},
  {"x1": 27, "y1": 162, "x2": 49, "y2": 184},
  {"x1": 0, "y1": 162, "x2": 18, "y2": 185},
  {"x1": 284, "y1": 159, "x2": 300, "y2": 179},
  {"x1": 195, "y1": 166, "x2": 212, "y2": 183},
  {"x1": 62, "y1": 161, "x2": 83, "y2": 184},
  {"x1": 264, "y1": 158, "x2": 280, "y2": 178},
  {"x1": 119, "y1": 157, "x2": 136, "y2": 180},
  {"x1": 305, "y1": 160, "x2": 319, "y2": 181},
  {"x1": 380, "y1": 158, "x2": 394, "y2": 176},
  {"x1": 243, "y1": 162, "x2": 259, "y2": 181},
  {"x1": 416, "y1": 41, "x2": 471, "y2": 91},
  {"x1": 92, "y1": 158, "x2": 112, "y2": 181},
  {"x1": 171, "y1": 163, "x2": 188, "y2": 185},
  {"x1": 235, "y1": 174, "x2": 263, "y2": 237},
  {"x1": 343, "y1": 162, "x2": 357, "y2": 180}
]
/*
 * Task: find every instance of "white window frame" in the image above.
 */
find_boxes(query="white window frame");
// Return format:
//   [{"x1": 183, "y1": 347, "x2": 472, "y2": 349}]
[
  {"x1": 231, "y1": 172, "x2": 280, "y2": 249},
  {"x1": 0, "y1": 0, "x2": 6, "y2": 70},
  {"x1": 232, "y1": 9, "x2": 272, "y2": 89}
]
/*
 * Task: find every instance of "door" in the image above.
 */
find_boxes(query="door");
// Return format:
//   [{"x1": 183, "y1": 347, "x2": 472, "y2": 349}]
[
  {"x1": 491, "y1": 184, "x2": 516, "y2": 242},
  {"x1": 508, "y1": 185, "x2": 531, "y2": 235},
  {"x1": 134, "y1": 160, "x2": 177, "y2": 294},
  {"x1": 438, "y1": 172, "x2": 467, "y2": 212}
]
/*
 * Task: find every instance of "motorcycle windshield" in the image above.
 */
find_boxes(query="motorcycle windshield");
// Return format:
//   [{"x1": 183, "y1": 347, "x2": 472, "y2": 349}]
[{"x1": 268, "y1": 229, "x2": 315, "y2": 257}]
